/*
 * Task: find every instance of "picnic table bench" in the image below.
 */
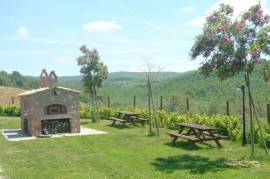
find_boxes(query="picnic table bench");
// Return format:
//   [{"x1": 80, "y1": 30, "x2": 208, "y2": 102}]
[
  {"x1": 109, "y1": 117, "x2": 127, "y2": 125},
  {"x1": 166, "y1": 122, "x2": 228, "y2": 147},
  {"x1": 110, "y1": 111, "x2": 147, "y2": 127}
]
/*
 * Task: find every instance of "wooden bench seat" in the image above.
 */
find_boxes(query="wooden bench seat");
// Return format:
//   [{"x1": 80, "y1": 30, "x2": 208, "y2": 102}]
[
  {"x1": 138, "y1": 118, "x2": 148, "y2": 121},
  {"x1": 203, "y1": 133, "x2": 229, "y2": 140},
  {"x1": 109, "y1": 117, "x2": 127, "y2": 125},
  {"x1": 166, "y1": 131, "x2": 228, "y2": 146},
  {"x1": 166, "y1": 131, "x2": 200, "y2": 142}
]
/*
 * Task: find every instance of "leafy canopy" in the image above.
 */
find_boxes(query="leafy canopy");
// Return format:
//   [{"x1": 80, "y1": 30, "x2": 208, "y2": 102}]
[
  {"x1": 77, "y1": 45, "x2": 108, "y2": 92},
  {"x1": 190, "y1": 3, "x2": 270, "y2": 80}
]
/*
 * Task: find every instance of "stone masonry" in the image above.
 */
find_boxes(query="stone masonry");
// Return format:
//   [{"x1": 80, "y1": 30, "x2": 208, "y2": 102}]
[{"x1": 18, "y1": 69, "x2": 80, "y2": 136}]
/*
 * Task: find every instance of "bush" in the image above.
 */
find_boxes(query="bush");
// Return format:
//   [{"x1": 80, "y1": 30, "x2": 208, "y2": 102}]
[
  {"x1": 99, "y1": 107, "x2": 116, "y2": 119},
  {"x1": 80, "y1": 106, "x2": 91, "y2": 119},
  {"x1": 1, "y1": 104, "x2": 267, "y2": 144},
  {"x1": 0, "y1": 105, "x2": 21, "y2": 116}
]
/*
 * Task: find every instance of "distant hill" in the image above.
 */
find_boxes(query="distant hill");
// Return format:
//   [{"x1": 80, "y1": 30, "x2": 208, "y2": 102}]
[
  {"x1": 0, "y1": 86, "x2": 25, "y2": 105},
  {"x1": 62, "y1": 65, "x2": 270, "y2": 117},
  {"x1": 58, "y1": 71, "x2": 180, "y2": 82},
  {"x1": 58, "y1": 71, "x2": 181, "y2": 90},
  {"x1": 2, "y1": 67, "x2": 270, "y2": 117},
  {"x1": 0, "y1": 71, "x2": 39, "y2": 90}
]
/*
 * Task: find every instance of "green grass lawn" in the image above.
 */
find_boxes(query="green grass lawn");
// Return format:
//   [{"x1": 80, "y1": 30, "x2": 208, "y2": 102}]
[{"x1": 0, "y1": 117, "x2": 270, "y2": 179}]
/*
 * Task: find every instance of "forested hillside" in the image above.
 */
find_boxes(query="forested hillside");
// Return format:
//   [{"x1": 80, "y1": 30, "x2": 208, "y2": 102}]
[
  {"x1": 0, "y1": 71, "x2": 39, "y2": 89},
  {"x1": 1, "y1": 66, "x2": 270, "y2": 117},
  {"x1": 58, "y1": 65, "x2": 270, "y2": 117}
]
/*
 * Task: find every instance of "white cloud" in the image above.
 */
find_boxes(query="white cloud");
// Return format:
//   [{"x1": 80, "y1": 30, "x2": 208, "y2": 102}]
[
  {"x1": 82, "y1": 21, "x2": 122, "y2": 32},
  {"x1": 181, "y1": 6, "x2": 194, "y2": 12},
  {"x1": 186, "y1": 16, "x2": 205, "y2": 26},
  {"x1": 17, "y1": 27, "x2": 29, "y2": 37},
  {"x1": 187, "y1": 0, "x2": 269, "y2": 27}
]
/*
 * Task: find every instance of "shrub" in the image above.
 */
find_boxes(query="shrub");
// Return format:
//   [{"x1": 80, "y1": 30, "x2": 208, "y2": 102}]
[
  {"x1": 0, "y1": 105, "x2": 21, "y2": 116},
  {"x1": 99, "y1": 107, "x2": 116, "y2": 119},
  {"x1": 80, "y1": 106, "x2": 91, "y2": 119}
]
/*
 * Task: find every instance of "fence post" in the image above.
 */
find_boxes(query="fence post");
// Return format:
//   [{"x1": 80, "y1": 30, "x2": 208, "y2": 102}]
[
  {"x1": 160, "y1": 96, "x2": 163, "y2": 110},
  {"x1": 107, "y1": 96, "x2": 110, "y2": 108},
  {"x1": 226, "y1": 101, "x2": 230, "y2": 116},
  {"x1": 11, "y1": 97, "x2": 14, "y2": 104},
  {"x1": 186, "y1": 97, "x2": 190, "y2": 112},
  {"x1": 133, "y1": 96, "x2": 136, "y2": 109},
  {"x1": 267, "y1": 104, "x2": 270, "y2": 125}
]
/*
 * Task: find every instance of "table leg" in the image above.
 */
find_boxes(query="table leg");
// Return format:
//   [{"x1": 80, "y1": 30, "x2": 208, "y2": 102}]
[
  {"x1": 196, "y1": 130, "x2": 204, "y2": 141},
  {"x1": 208, "y1": 130, "x2": 223, "y2": 147},
  {"x1": 172, "y1": 136, "x2": 178, "y2": 144},
  {"x1": 178, "y1": 126, "x2": 185, "y2": 134},
  {"x1": 171, "y1": 126, "x2": 185, "y2": 144},
  {"x1": 140, "y1": 120, "x2": 145, "y2": 127}
]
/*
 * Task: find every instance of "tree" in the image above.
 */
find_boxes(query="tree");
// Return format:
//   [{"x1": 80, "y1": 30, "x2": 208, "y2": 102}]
[
  {"x1": 190, "y1": 3, "x2": 270, "y2": 157},
  {"x1": 144, "y1": 63, "x2": 160, "y2": 136},
  {"x1": 77, "y1": 45, "x2": 108, "y2": 122},
  {"x1": 11, "y1": 71, "x2": 24, "y2": 88}
]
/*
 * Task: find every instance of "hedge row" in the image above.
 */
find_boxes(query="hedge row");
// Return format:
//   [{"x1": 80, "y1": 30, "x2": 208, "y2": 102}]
[
  {"x1": 1, "y1": 105, "x2": 270, "y2": 145},
  {"x1": 0, "y1": 105, "x2": 21, "y2": 116}
]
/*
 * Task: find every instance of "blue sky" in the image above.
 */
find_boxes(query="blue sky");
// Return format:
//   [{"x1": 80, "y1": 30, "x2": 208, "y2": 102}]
[{"x1": 0, "y1": 0, "x2": 269, "y2": 76}]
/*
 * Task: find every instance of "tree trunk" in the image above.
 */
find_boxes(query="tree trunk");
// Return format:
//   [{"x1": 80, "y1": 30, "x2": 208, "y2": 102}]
[
  {"x1": 242, "y1": 85, "x2": 247, "y2": 146},
  {"x1": 90, "y1": 86, "x2": 100, "y2": 122},
  {"x1": 93, "y1": 86, "x2": 100, "y2": 122},
  {"x1": 245, "y1": 73, "x2": 255, "y2": 157},
  {"x1": 148, "y1": 77, "x2": 160, "y2": 136},
  {"x1": 147, "y1": 78, "x2": 152, "y2": 134},
  {"x1": 245, "y1": 75, "x2": 269, "y2": 157}
]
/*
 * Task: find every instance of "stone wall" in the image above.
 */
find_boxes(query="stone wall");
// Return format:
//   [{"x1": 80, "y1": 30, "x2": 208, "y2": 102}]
[{"x1": 20, "y1": 87, "x2": 80, "y2": 136}]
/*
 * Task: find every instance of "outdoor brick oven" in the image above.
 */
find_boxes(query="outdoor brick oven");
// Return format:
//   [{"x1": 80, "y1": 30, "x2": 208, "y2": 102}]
[{"x1": 18, "y1": 69, "x2": 80, "y2": 136}]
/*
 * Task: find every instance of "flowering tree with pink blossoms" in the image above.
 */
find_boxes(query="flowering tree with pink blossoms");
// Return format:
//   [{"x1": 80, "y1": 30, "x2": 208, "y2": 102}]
[
  {"x1": 77, "y1": 45, "x2": 108, "y2": 122},
  {"x1": 190, "y1": 3, "x2": 270, "y2": 156}
]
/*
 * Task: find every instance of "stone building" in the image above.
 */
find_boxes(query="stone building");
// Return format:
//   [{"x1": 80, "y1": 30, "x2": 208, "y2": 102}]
[{"x1": 18, "y1": 69, "x2": 80, "y2": 136}]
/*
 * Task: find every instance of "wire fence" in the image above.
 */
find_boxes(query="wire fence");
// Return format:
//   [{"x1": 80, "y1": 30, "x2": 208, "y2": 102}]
[{"x1": 84, "y1": 95, "x2": 270, "y2": 120}]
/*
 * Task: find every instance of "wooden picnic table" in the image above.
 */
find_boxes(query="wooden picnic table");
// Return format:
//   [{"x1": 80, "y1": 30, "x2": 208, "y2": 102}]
[
  {"x1": 166, "y1": 122, "x2": 227, "y2": 147},
  {"x1": 116, "y1": 111, "x2": 140, "y2": 121},
  {"x1": 110, "y1": 111, "x2": 147, "y2": 126}
]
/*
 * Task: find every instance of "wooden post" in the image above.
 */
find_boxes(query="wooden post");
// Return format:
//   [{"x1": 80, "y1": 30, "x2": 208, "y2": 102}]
[
  {"x1": 11, "y1": 97, "x2": 14, "y2": 104},
  {"x1": 133, "y1": 96, "x2": 136, "y2": 109},
  {"x1": 186, "y1": 97, "x2": 189, "y2": 112},
  {"x1": 160, "y1": 96, "x2": 163, "y2": 110},
  {"x1": 107, "y1": 96, "x2": 110, "y2": 108},
  {"x1": 267, "y1": 104, "x2": 270, "y2": 125},
  {"x1": 241, "y1": 85, "x2": 247, "y2": 146},
  {"x1": 226, "y1": 101, "x2": 230, "y2": 116}
]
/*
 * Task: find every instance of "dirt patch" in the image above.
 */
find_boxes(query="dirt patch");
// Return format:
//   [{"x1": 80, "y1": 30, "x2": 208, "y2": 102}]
[{"x1": 0, "y1": 86, "x2": 25, "y2": 105}]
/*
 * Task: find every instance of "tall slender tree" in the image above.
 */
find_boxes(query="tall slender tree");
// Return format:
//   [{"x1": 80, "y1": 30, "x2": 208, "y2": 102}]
[
  {"x1": 77, "y1": 45, "x2": 108, "y2": 122},
  {"x1": 144, "y1": 63, "x2": 160, "y2": 136},
  {"x1": 190, "y1": 3, "x2": 270, "y2": 157}
]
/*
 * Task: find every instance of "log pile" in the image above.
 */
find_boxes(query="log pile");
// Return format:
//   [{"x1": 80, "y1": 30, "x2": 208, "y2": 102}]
[{"x1": 41, "y1": 119, "x2": 70, "y2": 134}]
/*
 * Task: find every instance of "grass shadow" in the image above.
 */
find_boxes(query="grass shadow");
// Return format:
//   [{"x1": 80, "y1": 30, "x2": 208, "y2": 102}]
[
  {"x1": 165, "y1": 141, "x2": 202, "y2": 150},
  {"x1": 152, "y1": 154, "x2": 229, "y2": 174},
  {"x1": 165, "y1": 140, "x2": 218, "y2": 151},
  {"x1": 108, "y1": 124, "x2": 131, "y2": 129}
]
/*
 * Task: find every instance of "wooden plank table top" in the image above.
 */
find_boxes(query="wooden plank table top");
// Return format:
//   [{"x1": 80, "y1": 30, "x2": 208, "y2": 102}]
[
  {"x1": 176, "y1": 122, "x2": 217, "y2": 131},
  {"x1": 117, "y1": 111, "x2": 140, "y2": 115}
]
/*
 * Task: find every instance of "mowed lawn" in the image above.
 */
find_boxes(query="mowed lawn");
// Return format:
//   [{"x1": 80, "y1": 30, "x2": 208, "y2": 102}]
[{"x1": 0, "y1": 117, "x2": 270, "y2": 178}]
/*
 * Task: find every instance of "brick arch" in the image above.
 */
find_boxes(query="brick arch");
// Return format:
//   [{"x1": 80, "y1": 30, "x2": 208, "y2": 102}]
[{"x1": 46, "y1": 104, "x2": 67, "y2": 115}]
